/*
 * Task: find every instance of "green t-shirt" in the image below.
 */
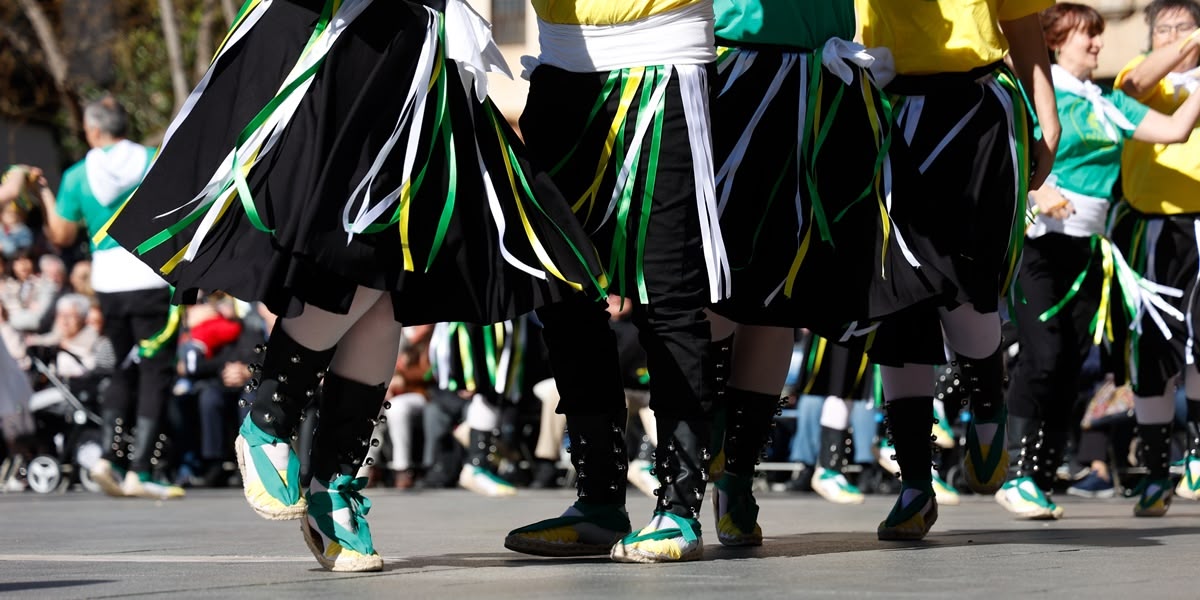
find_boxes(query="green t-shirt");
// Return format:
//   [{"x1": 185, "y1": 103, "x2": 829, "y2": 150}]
[
  {"x1": 714, "y1": 0, "x2": 854, "y2": 49},
  {"x1": 57, "y1": 142, "x2": 154, "y2": 251},
  {"x1": 1051, "y1": 87, "x2": 1149, "y2": 200}
]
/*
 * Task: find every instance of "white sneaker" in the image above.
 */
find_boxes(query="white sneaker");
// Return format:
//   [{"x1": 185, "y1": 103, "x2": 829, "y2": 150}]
[
  {"x1": 122, "y1": 471, "x2": 185, "y2": 500},
  {"x1": 931, "y1": 470, "x2": 960, "y2": 506},
  {"x1": 628, "y1": 459, "x2": 658, "y2": 498},
  {"x1": 459, "y1": 465, "x2": 517, "y2": 497},
  {"x1": 1176, "y1": 457, "x2": 1200, "y2": 500},
  {"x1": 994, "y1": 477, "x2": 1062, "y2": 520},
  {"x1": 811, "y1": 467, "x2": 865, "y2": 504},
  {"x1": 877, "y1": 440, "x2": 900, "y2": 475}
]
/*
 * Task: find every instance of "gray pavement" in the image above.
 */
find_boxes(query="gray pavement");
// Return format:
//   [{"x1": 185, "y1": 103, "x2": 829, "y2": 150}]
[{"x1": 0, "y1": 487, "x2": 1197, "y2": 599}]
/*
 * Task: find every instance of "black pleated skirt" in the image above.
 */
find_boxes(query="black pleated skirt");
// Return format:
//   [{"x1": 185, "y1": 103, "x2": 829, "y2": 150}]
[
  {"x1": 106, "y1": 0, "x2": 603, "y2": 325},
  {"x1": 708, "y1": 47, "x2": 926, "y2": 337}
]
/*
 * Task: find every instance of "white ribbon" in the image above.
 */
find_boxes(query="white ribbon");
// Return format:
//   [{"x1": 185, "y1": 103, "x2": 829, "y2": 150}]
[
  {"x1": 863, "y1": 46, "x2": 896, "y2": 88},
  {"x1": 444, "y1": 0, "x2": 512, "y2": 102},
  {"x1": 1051, "y1": 64, "x2": 1136, "y2": 143},
  {"x1": 163, "y1": 0, "x2": 372, "y2": 263},
  {"x1": 680, "y1": 64, "x2": 730, "y2": 302},
  {"x1": 343, "y1": 8, "x2": 440, "y2": 238},
  {"x1": 820, "y1": 38, "x2": 875, "y2": 86},
  {"x1": 1165, "y1": 67, "x2": 1200, "y2": 96}
]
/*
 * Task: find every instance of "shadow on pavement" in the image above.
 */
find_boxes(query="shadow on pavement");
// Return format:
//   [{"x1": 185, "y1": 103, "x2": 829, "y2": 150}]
[
  {"x1": 358, "y1": 525, "x2": 1198, "y2": 572},
  {"x1": 0, "y1": 580, "x2": 115, "y2": 592}
]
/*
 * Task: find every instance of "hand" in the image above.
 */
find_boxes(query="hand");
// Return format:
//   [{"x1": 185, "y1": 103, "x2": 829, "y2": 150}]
[
  {"x1": 222, "y1": 361, "x2": 251, "y2": 388},
  {"x1": 1032, "y1": 186, "x2": 1074, "y2": 221},
  {"x1": 0, "y1": 167, "x2": 26, "y2": 204}
]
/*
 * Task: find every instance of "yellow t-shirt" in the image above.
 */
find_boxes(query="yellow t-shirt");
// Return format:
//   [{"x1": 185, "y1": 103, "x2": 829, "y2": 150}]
[
  {"x1": 1116, "y1": 55, "x2": 1200, "y2": 215},
  {"x1": 532, "y1": 0, "x2": 701, "y2": 26},
  {"x1": 857, "y1": 0, "x2": 1052, "y2": 75}
]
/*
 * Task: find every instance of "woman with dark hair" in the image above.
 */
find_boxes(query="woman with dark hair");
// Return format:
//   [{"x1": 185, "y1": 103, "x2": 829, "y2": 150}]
[
  {"x1": 1000, "y1": 2, "x2": 1200, "y2": 520},
  {"x1": 1115, "y1": 0, "x2": 1200, "y2": 510}
]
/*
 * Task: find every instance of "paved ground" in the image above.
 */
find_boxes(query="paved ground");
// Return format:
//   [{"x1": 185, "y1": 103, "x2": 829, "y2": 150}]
[{"x1": 0, "y1": 487, "x2": 1197, "y2": 599}]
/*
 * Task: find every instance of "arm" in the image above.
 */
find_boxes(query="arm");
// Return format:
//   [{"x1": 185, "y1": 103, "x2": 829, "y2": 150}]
[
  {"x1": 30, "y1": 175, "x2": 80, "y2": 248},
  {"x1": 1132, "y1": 90, "x2": 1200, "y2": 144},
  {"x1": 0, "y1": 167, "x2": 30, "y2": 205},
  {"x1": 1002, "y1": 13, "x2": 1060, "y2": 190},
  {"x1": 1120, "y1": 33, "x2": 1200, "y2": 99}
]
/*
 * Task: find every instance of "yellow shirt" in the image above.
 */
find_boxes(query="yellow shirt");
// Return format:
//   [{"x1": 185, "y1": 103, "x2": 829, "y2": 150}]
[
  {"x1": 1116, "y1": 55, "x2": 1200, "y2": 214},
  {"x1": 532, "y1": 0, "x2": 701, "y2": 26},
  {"x1": 857, "y1": 0, "x2": 1051, "y2": 75}
]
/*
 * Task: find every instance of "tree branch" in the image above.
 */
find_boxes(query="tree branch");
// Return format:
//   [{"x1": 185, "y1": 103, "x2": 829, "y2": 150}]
[
  {"x1": 0, "y1": 22, "x2": 36, "y2": 57},
  {"x1": 195, "y1": 0, "x2": 217, "y2": 81},
  {"x1": 220, "y1": 0, "x2": 237, "y2": 28},
  {"x1": 157, "y1": 0, "x2": 190, "y2": 115},
  {"x1": 15, "y1": 0, "x2": 82, "y2": 137},
  {"x1": 16, "y1": 0, "x2": 69, "y2": 90}
]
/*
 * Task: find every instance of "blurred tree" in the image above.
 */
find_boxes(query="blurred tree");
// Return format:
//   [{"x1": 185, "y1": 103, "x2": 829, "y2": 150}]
[{"x1": 0, "y1": 0, "x2": 228, "y2": 163}]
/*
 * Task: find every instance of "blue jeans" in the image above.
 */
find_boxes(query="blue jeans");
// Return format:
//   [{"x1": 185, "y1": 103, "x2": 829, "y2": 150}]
[{"x1": 787, "y1": 395, "x2": 878, "y2": 465}]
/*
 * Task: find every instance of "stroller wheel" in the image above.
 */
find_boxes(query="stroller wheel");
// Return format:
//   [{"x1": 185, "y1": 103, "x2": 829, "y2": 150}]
[
  {"x1": 26, "y1": 455, "x2": 63, "y2": 494},
  {"x1": 73, "y1": 430, "x2": 104, "y2": 494}
]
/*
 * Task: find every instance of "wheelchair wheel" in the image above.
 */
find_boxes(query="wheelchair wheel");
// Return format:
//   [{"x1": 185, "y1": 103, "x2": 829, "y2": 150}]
[{"x1": 26, "y1": 455, "x2": 63, "y2": 494}]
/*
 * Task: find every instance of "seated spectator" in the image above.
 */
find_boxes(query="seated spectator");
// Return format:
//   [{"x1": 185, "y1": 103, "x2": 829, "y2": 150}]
[
  {"x1": 376, "y1": 325, "x2": 432, "y2": 489},
  {"x1": 26, "y1": 294, "x2": 111, "y2": 416},
  {"x1": 69, "y1": 259, "x2": 93, "y2": 299},
  {"x1": 0, "y1": 203, "x2": 34, "y2": 260},
  {"x1": 35, "y1": 255, "x2": 68, "y2": 333},
  {"x1": 1, "y1": 250, "x2": 58, "y2": 334},
  {"x1": 175, "y1": 294, "x2": 259, "y2": 486}
]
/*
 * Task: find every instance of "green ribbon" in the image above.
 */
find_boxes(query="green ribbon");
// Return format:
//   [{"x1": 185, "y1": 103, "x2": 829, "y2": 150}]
[
  {"x1": 137, "y1": 300, "x2": 182, "y2": 359},
  {"x1": 965, "y1": 405, "x2": 1008, "y2": 486},
  {"x1": 482, "y1": 323, "x2": 498, "y2": 390},
  {"x1": 618, "y1": 511, "x2": 700, "y2": 545},
  {"x1": 883, "y1": 482, "x2": 933, "y2": 527},
  {"x1": 239, "y1": 417, "x2": 301, "y2": 506},
  {"x1": 356, "y1": 13, "x2": 450, "y2": 239},
  {"x1": 609, "y1": 87, "x2": 636, "y2": 304},
  {"x1": 548, "y1": 71, "x2": 622, "y2": 179},
  {"x1": 635, "y1": 74, "x2": 666, "y2": 305},
  {"x1": 424, "y1": 67, "x2": 458, "y2": 271},
  {"x1": 803, "y1": 49, "x2": 845, "y2": 245},
  {"x1": 1037, "y1": 237, "x2": 1099, "y2": 323},
  {"x1": 137, "y1": 0, "x2": 341, "y2": 255},
  {"x1": 490, "y1": 104, "x2": 608, "y2": 298},
  {"x1": 308, "y1": 475, "x2": 375, "y2": 555},
  {"x1": 996, "y1": 68, "x2": 1032, "y2": 294}
]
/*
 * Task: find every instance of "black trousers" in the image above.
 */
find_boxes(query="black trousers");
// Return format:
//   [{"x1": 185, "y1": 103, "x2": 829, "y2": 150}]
[
  {"x1": 96, "y1": 288, "x2": 176, "y2": 425},
  {"x1": 522, "y1": 65, "x2": 713, "y2": 420},
  {"x1": 1007, "y1": 234, "x2": 1102, "y2": 431}
]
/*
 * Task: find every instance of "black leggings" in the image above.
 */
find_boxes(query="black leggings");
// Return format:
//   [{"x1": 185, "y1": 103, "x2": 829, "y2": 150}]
[
  {"x1": 97, "y1": 288, "x2": 176, "y2": 425},
  {"x1": 1007, "y1": 234, "x2": 1101, "y2": 431}
]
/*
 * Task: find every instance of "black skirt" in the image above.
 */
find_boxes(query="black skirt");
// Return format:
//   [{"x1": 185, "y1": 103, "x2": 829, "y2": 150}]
[
  {"x1": 707, "y1": 47, "x2": 925, "y2": 336},
  {"x1": 864, "y1": 65, "x2": 1033, "y2": 366},
  {"x1": 106, "y1": 0, "x2": 603, "y2": 325}
]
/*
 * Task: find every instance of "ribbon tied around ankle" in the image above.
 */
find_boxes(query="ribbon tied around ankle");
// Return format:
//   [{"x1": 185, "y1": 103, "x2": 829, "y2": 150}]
[{"x1": 310, "y1": 475, "x2": 375, "y2": 555}]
